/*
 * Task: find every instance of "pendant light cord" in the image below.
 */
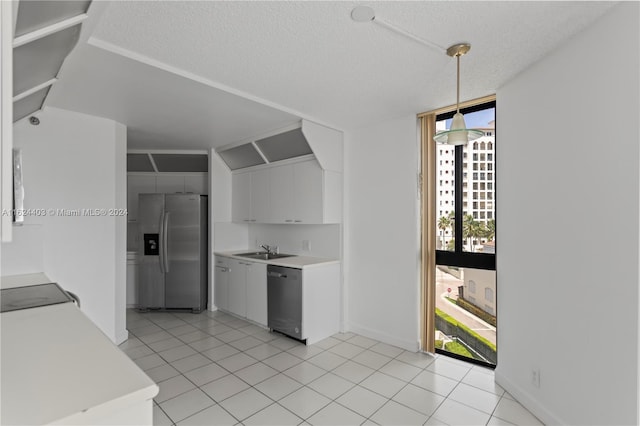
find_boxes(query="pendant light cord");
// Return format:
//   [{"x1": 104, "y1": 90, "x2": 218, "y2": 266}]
[{"x1": 456, "y1": 54, "x2": 461, "y2": 114}]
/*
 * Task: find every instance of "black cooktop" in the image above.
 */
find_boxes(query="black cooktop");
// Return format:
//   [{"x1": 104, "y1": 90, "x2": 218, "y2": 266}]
[{"x1": 1, "y1": 283, "x2": 73, "y2": 313}]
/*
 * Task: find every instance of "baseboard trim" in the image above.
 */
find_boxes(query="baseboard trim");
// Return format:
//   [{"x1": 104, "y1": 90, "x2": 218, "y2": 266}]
[
  {"x1": 115, "y1": 328, "x2": 129, "y2": 345},
  {"x1": 347, "y1": 321, "x2": 418, "y2": 352},
  {"x1": 495, "y1": 369, "x2": 564, "y2": 425}
]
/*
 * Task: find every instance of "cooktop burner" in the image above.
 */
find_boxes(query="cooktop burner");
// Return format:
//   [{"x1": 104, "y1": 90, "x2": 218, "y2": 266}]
[{"x1": 1, "y1": 283, "x2": 73, "y2": 313}]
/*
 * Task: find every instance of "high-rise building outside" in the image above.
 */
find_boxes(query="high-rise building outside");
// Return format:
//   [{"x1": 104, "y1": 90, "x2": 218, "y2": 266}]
[{"x1": 436, "y1": 120, "x2": 495, "y2": 252}]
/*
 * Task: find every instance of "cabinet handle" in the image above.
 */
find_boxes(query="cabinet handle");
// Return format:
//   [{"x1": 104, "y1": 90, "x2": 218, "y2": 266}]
[
  {"x1": 294, "y1": 220, "x2": 302, "y2": 223},
  {"x1": 244, "y1": 219, "x2": 251, "y2": 222},
  {"x1": 285, "y1": 219, "x2": 293, "y2": 223}
]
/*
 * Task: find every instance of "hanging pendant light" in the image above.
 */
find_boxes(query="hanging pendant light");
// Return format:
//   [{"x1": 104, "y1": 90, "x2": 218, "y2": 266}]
[{"x1": 434, "y1": 43, "x2": 485, "y2": 145}]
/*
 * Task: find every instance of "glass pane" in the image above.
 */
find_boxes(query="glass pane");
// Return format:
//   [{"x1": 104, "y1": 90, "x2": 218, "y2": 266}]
[
  {"x1": 436, "y1": 107, "x2": 496, "y2": 253},
  {"x1": 13, "y1": 86, "x2": 50, "y2": 122},
  {"x1": 435, "y1": 146, "x2": 455, "y2": 251},
  {"x1": 13, "y1": 24, "x2": 82, "y2": 95},
  {"x1": 217, "y1": 143, "x2": 265, "y2": 170},
  {"x1": 255, "y1": 128, "x2": 312, "y2": 162},
  {"x1": 15, "y1": 1, "x2": 91, "y2": 37},
  {"x1": 127, "y1": 154, "x2": 155, "y2": 172},
  {"x1": 462, "y1": 109, "x2": 495, "y2": 252},
  {"x1": 152, "y1": 154, "x2": 208, "y2": 172},
  {"x1": 435, "y1": 265, "x2": 496, "y2": 365}
]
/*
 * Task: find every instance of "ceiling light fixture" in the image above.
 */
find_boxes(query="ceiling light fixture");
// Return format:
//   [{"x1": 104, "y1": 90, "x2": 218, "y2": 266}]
[
  {"x1": 433, "y1": 44, "x2": 485, "y2": 145},
  {"x1": 350, "y1": 7, "x2": 483, "y2": 145}
]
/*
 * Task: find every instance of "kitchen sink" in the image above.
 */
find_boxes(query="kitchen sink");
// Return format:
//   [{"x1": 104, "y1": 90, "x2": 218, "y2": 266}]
[{"x1": 234, "y1": 252, "x2": 295, "y2": 261}]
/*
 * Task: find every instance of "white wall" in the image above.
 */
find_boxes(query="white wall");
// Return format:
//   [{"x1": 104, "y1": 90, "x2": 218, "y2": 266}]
[
  {"x1": 114, "y1": 123, "x2": 128, "y2": 343},
  {"x1": 344, "y1": 115, "x2": 421, "y2": 350},
  {"x1": 495, "y1": 3, "x2": 639, "y2": 425},
  {"x1": 2, "y1": 107, "x2": 128, "y2": 344}
]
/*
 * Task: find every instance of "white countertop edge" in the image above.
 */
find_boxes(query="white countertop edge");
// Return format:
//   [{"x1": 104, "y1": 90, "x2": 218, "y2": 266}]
[
  {"x1": 215, "y1": 250, "x2": 340, "y2": 269},
  {"x1": 50, "y1": 385, "x2": 159, "y2": 425},
  {"x1": 1, "y1": 300, "x2": 159, "y2": 425},
  {"x1": 1, "y1": 272, "x2": 52, "y2": 289}
]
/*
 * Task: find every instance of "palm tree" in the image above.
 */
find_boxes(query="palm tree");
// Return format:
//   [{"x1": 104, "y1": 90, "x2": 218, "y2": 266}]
[
  {"x1": 463, "y1": 215, "x2": 484, "y2": 252},
  {"x1": 437, "y1": 215, "x2": 451, "y2": 249},
  {"x1": 486, "y1": 219, "x2": 496, "y2": 241}
]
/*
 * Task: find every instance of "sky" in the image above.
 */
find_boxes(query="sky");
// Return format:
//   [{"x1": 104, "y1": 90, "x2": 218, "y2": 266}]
[{"x1": 444, "y1": 108, "x2": 495, "y2": 129}]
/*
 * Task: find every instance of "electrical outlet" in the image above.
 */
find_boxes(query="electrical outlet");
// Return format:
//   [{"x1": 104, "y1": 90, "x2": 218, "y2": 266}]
[
  {"x1": 531, "y1": 368, "x2": 541, "y2": 388},
  {"x1": 302, "y1": 240, "x2": 310, "y2": 251}
]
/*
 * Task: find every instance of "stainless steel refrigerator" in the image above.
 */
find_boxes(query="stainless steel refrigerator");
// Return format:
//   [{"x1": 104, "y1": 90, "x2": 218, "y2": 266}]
[{"x1": 138, "y1": 194, "x2": 208, "y2": 312}]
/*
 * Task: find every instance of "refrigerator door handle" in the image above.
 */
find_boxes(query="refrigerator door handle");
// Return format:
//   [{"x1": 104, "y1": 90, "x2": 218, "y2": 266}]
[
  {"x1": 163, "y1": 211, "x2": 170, "y2": 273},
  {"x1": 159, "y1": 211, "x2": 166, "y2": 273}
]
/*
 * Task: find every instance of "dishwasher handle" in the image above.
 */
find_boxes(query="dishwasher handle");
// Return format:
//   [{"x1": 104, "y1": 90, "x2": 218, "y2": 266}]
[{"x1": 268, "y1": 271, "x2": 287, "y2": 278}]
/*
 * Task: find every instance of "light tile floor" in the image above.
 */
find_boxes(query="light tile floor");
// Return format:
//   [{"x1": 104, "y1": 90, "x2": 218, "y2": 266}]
[{"x1": 120, "y1": 309, "x2": 542, "y2": 426}]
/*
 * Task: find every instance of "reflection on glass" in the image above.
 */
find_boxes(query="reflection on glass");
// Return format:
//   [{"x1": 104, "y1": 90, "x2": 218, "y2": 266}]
[{"x1": 434, "y1": 265, "x2": 496, "y2": 365}]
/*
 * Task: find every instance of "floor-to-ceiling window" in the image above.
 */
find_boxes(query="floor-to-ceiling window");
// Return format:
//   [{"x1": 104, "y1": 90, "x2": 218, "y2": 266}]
[{"x1": 421, "y1": 98, "x2": 496, "y2": 367}]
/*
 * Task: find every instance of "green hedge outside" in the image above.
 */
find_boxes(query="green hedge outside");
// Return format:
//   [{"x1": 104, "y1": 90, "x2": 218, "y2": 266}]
[
  {"x1": 436, "y1": 308, "x2": 496, "y2": 352},
  {"x1": 455, "y1": 298, "x2": 497, "y2": 327}
]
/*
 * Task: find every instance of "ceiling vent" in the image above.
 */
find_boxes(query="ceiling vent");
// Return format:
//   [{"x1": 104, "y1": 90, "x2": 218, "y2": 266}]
[
  {"x1": 12, "y1": 0, "x2": 92, "y2": 122},
  {"x1": 127, "y1": 153, "x2": 208, "y2": 173}
]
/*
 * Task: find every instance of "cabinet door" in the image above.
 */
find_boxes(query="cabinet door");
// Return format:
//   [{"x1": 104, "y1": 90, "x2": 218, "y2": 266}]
[
  {"x1": 157, "y1": 176, "x2": 185, "y2": 193},
  {"x1": 228, "y1": 259, "x2": 247, "y2": 317},
  {"x1": 232, "y1": 172, "x2": 252, "y2": 223},
  {"x1": 269, "y1": 164, "x2": 295, "y2": 223},
  {"x1": 251, "y1": 169, "x2": 270, "y2": 223},
  {"x1": 214, "y1": 257, "x2": 229, "y2": 311},
  {"x1": 294, "y1": 160, "x2": 323, "y2": 223},
  {"x1": 245, "y1": 262, "x2": 267, "y2": 326},
  {"x1": 185, "y1": 175, "x2": 208, "y2": 194},
  {"x1": 127, "y1": 175, "x2": 157, "y2": 222}
]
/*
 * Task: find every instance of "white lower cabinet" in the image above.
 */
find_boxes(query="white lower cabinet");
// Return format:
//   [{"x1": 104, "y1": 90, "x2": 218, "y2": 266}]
[
  {"x1": 228, "y1": 259, "x2": 247, "y2": 317},
  {"x1": 220, "y1": 257, "x2": 267, "y2": 326},
  {"x1": 214, "y1": 257, "x2": 230, "y2": 311},
  {"x1": 214, "y1": 255, "x2": 340, "y2": 336},
  {"x1": 245, "y1": 261, "x2": 267, "y2": 326},
  {"x1": 301, "y1": 263, "x2": 341, "y2": 344}
]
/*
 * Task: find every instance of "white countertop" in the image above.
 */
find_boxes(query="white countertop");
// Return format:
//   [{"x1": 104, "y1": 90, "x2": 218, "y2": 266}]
[
  {"x1": 1, "y1": 275, "x2": 158, "y2": 425},
  {"x1": 1, "y1": 272, "x2": 53, "y2": 289},
  {"x1": 215, "y1": 250, "x2": 340, "y2": 269}
]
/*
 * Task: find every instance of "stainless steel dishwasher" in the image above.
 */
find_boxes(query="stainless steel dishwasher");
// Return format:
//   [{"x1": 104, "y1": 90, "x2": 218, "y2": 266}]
[{"x1": 267, "y1": 265, "x2": 303, "y2": 341}]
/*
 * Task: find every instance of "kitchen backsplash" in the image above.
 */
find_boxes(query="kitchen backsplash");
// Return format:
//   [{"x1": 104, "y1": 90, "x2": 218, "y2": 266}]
[{"x1": 248, "y1": 223, "x2": 340, "y2": 259}]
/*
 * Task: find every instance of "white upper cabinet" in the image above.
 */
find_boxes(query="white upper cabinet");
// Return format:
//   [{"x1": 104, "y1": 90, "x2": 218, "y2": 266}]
[
  {"x1": 232, "y1": 169, "x2": 273, "y2": 223},
  {"x1": 156, "y1": 175, "x2": 185, "y2": 194},
  {"x1": 232, "y1": 172, "x2": 252, "y2": 223},
  {"x1": 269, "y1": 160, "x2": 322, "y2": 224},
  {"x1": 251, "y1": 169, "x2": 270, "y2": 223},
  {"x1": 269, "y1": 164, "x2": 295, "y2": 223},
  {"x1": 127, "y1": 176, "x2": 156, "y2": 222},
  {"x1": 184, "y1": 175, "x2": 208, "y2": 195},
  {"x1": 128, "y1": 174, "x2": 208, "y2": 222},
  {"x1": 293, "y1": 160, "x2": 323, "y2": 224},
  {"x1": 232, "y1": 158, "x2": 342, "y2": 224}
]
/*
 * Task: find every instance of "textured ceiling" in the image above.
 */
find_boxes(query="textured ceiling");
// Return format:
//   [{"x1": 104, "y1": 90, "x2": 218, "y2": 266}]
[{"x1": 47, "y1": 1, "x2": 617, "y2": 149}]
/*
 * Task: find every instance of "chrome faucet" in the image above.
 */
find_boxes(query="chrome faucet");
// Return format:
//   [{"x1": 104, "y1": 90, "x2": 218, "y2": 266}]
[{"x1": 261, "y1": 244, "x2": 276, "y2": 255}]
